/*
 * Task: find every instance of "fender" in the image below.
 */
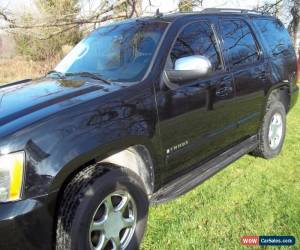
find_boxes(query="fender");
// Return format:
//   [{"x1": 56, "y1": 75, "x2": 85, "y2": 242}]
[
  {"x1": 259, "y1": 76, "x2": 293, "y2": 125},
  {"x1": 22, "y1": 113, "x2": 163, "y2": 198},
  {"x1": 264, "y1": 82, "x2": 290, "y2": 108},
  {"x1": 49, "y1": 137, "x2": 159, "y2": 195},
  {"x1": 0, "y1": 80, "x2": 164, "y2": 200},
  {"x1": 257, "y1": 82, "x2": 288, "y2": 126}
]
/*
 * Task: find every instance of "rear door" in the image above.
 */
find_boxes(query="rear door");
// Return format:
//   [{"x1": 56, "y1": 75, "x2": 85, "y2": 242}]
[
  {"x1": 156, "y1": 20, "x2": 237, "y2": 180},
  {"x1": 218, "y1": 18, "x2": 267, "y2": 140}
]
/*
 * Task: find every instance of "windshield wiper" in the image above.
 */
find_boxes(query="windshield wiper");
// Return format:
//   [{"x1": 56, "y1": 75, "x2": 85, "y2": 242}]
[
  {"x1": 65, "y1": 72, "x2": 111, "y2": 84},
  {"x1": 47, "y1": 70, "x2": 65, "y2": 78}
]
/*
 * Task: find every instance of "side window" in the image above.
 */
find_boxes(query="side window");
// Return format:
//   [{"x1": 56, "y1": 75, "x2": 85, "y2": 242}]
[
  {"x1": 219, "y1": 19, "x2": 260, "y2": 68},
  {"x1": 253, "y1": 18, "x2": 293, "y2": 57},
  {"x1": 169, "y1": 22, "x2": 222, "y2": 72}
]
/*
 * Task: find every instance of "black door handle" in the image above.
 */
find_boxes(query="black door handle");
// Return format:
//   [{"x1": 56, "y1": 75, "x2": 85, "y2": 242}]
[
  {"x1": 216, "y1": 86, "x2": 233, "y2": 97},
  {"x1": 256, "y1": 71, "x2": 267, "y2": 80}
]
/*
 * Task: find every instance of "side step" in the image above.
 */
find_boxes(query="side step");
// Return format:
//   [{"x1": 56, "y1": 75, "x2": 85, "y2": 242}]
[{"x1": 151, "y1": 135, "x2": 258, "y2": 204}]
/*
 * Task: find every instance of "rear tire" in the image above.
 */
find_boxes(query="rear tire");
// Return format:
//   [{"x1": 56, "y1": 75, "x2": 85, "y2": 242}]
[
  {"x1": 252, "y1": 100, "x2": 286, "y2": 159},
  {"x1": 56, "y1": 164, "x2": 149, "y2": 250}
]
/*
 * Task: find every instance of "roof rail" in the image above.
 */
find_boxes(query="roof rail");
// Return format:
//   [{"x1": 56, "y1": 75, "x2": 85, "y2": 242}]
[{"x1": 201, "y1": 8, "x2": 262, "y2": 15}]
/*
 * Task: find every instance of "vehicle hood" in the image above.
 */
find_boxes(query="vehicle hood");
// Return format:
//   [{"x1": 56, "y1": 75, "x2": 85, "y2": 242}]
[{"x1": 0, "y1": 77, "x2": 123, "y2": 135}]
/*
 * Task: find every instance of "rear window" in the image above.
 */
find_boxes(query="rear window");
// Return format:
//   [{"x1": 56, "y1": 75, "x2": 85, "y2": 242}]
[{"x1": 253, "y1": 18, "x2": 293, "y2": 57}]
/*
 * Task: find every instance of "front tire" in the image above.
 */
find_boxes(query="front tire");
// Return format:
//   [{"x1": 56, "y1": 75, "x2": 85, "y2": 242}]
[
  {"x1": 56, "y1": 164, "x2": 149, "y2": 250},
  {"x1": 252, "y1": 100, "x2": 286, "y2": 159}
]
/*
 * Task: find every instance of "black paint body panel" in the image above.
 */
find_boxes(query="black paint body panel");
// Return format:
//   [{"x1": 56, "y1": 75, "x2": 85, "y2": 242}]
[
  {"x1": 0, "y1": 192, "x2": 57, "y2": 250},
  {"x1": 0, "y1": 12, "x2": 298, "y2": 250}
]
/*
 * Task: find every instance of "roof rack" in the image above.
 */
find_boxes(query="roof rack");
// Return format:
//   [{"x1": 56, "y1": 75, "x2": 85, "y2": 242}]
[{"x1": 201, "y1": 8, "x2": 262, "y2": 15}]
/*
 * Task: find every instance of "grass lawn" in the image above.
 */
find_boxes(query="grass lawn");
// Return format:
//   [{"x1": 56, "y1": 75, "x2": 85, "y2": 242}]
[{"x1": 142, "y1": 97, "x2": 300, "y2": 249}]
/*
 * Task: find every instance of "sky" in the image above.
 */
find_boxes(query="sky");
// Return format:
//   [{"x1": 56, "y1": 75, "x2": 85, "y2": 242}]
[
  {"x1": 0, "y1": 0, "x2": 272, "y2": 13},
  {"x1": 143, "y1": 0, "x2": 261, "y2": 13},
  {"x1": 0, "y1": 0, "x2": 290, "y2": 26},
  {"x1": 0, "y1": 0, "x2": 35, "y2": 12}
]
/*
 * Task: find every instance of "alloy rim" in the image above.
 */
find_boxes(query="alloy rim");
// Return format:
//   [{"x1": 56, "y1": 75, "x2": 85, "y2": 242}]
[
  {"x1": 268, "y1": 112, "x2": 283, "y2": 150},
  {"x1": 89, "y1": 190, "x2": 137, "y2": 250}
]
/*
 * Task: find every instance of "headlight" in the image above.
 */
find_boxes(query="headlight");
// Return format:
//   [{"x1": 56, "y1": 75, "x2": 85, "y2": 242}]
[{"x1": 0, "y1": 152, "x2": 25, "y2": 202}]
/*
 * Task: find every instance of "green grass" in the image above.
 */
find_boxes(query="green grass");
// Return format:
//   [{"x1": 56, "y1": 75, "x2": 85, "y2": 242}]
[{"x1": 142, "y1": 99, "x2": 300, "y2": 250}]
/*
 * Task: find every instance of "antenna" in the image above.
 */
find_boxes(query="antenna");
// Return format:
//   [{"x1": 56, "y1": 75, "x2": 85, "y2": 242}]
[{"x1": 155, "y1": 8, "x2": 163, "y2": 18}]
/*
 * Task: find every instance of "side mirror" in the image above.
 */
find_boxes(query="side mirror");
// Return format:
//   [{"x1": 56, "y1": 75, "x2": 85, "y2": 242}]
[{"x1": 165, "y1": 55, "x2": 212, "y2": 84}]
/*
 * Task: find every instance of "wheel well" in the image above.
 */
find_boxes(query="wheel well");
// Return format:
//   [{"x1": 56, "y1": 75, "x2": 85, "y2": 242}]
[
  {"x1": 52, "y1": 145, "x2": 154, "y2": 246},
  {"x1": 269, "y1": 86, "x2": 290, "y2": 113},
  {"x1": 100, "y1": 145, "x2": 155, "y2": 195},
  {"x1": 57, "y1": 145, "x2": 155, "y2": 198},
  {"x1": 53, "y1": 145, "x2": 154, "y2": 248}
]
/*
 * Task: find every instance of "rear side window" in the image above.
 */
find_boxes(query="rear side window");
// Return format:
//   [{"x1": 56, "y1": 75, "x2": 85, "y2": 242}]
[
  {"x1": 219, "y1": 19, "x2": 260, "y2": 68},
  {"x1": 170, "y1": 21, "x2": 222, "y2": 72},
  {"x1": 253, "y1": 18, "x2": 293, "y2": 57}
]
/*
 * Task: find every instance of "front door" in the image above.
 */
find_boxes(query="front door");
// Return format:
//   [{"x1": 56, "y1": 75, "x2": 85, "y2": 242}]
[{"x1": 155, "y1": 20, "x2": 237, "y2": 180}]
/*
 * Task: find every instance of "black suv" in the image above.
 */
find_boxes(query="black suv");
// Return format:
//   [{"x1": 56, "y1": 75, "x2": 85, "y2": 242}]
[{"x1": 0, "y1": 8, "x2": 298, "y2": 250}]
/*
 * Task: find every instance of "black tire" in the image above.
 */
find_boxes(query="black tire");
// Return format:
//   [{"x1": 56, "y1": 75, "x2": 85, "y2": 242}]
[
  {"x1": 56, "y1": 164, "x2": 149, "y2": 250},
  {"x1": 252, "y1": 99, "x2": 286, "y2": 159}
]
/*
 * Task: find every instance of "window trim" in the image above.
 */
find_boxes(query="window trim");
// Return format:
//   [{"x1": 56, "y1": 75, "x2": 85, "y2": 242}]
[
  {"x1": 164, "y1": 19, "x2": 226, "y2": 74},
  {"x1": 218, "y1": 17, "x2": 263, "y2": 71}
]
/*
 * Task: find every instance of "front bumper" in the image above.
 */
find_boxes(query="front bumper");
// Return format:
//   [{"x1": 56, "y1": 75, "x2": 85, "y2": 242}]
[{"x1": 0, "y1": 192, "x2": 57, "y2": 250}]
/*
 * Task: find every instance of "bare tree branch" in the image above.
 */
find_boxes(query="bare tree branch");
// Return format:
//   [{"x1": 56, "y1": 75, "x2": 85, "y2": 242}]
[
  {"x1": 0, "y1": 0, "x2": 141, "y2": 39},
  {"x1": 257, "y1": 0, "x2": 299, "y2": 45},
  {"x1": 0, "y1": 7, "x2": 15, "y2": 25},
  {"x1": 288, "y1": 0, "x2": 300, "y2": 46},
  {"x1": 178, "y1": 0, "x2": 204, "y2": 12},
  {"x1": 257, "y1": 0, "x2": 284, "y2": 15}
]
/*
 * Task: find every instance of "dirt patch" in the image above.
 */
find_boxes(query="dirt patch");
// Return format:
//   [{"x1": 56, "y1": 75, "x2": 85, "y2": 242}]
[{"x1": 0, "y1": 57, "x2": 60, "y2": 83}]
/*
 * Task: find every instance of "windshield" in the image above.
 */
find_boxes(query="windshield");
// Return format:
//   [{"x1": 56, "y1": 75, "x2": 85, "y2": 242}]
[{"x1": 55, "y1": 20, "x2": 168, "y2": 82}]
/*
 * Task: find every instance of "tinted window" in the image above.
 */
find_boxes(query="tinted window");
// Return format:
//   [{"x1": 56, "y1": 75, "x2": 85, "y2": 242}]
[
  {"x1": 220, "y1": 20, "x2": 259, "y2": 67},
  {"x1": 55, "y1": 21, "x2": 168, "y2": 82},
  {"x1": 253, "y1": 18, "x2": 293, "y2": 57},
  {"x1": 170, "y1": 22, "x2": 222, "y2": 72}
]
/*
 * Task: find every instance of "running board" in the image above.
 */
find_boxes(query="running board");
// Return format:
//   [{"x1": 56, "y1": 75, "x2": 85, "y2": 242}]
[{"x1": 151, "y1": 135, "x2": 258, "y2": 204}]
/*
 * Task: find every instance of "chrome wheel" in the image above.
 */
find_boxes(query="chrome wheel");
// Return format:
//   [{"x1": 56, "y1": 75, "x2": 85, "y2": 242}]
[
  {"x1": 89, "y1": 191, "x2": 137, "y2": 250},
  {"x1": 268, "y1": 112, "x2": 283, "y2": 150}
]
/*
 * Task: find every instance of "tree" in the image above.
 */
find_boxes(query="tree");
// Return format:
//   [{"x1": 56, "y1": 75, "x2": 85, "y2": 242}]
[
  {"x1": 0, "y1": 0, "x2": 143, "y2": 35},
  {"x1": 114, "y1": 0, "x2": 142, "y2": 18},
  {"x1": 178, "y1": 0, "x2": 193, "y2": 12},
  {"x1": 257, "y1": 0, "x2": 299, "y2": 46},
  {"x1": 257, "y1": 0, "x2": 283, "y2": 16},
  {"x1": 178, "y1": 0, "x2": 204, "y2": 12},
  {"x1": 12, "y1": 0, "x2": 82, "y2": 61},
  {"x1": 35, "y1": 0, "x2": 82, "y2": 42},
  {"x1": 0, "y1": 0, "x2": 143, "y2": 61},
  {"x1": 288, "y1": 0, "x2": 299, "y2": 47}
]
